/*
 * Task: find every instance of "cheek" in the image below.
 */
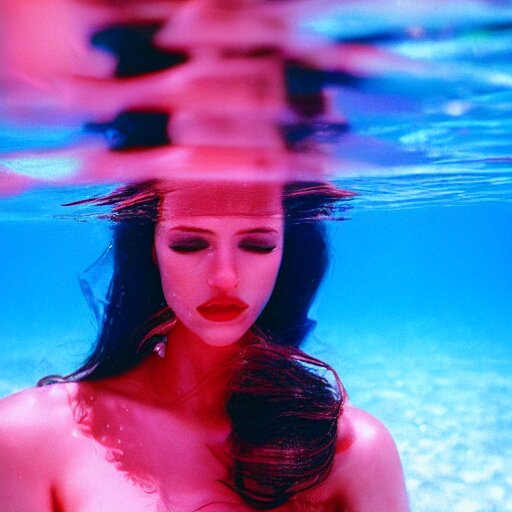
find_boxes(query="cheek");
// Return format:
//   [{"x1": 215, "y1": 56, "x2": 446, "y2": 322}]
[
  {"x1": 158, "y1": 255, "x2": 196, "y2": 309},
  {"x1": 245, "y1": 251, "x2": 283, "y2": 306}
]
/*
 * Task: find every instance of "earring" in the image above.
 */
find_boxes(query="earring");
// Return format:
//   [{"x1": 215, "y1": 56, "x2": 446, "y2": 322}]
[
  {"x1": 137, "y1": 315, "x2": 175, "y2": 355},
  {"x1": 154, "y1": 341, "x2": 166, "y2": 359}
]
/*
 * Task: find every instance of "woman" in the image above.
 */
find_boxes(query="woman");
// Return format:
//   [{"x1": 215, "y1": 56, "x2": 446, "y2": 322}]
[{"x1": 0, "y1": 178, "x2": 409, "y2": 511}]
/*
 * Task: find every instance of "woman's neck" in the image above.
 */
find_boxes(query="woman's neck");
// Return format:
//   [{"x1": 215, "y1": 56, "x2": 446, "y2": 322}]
[{"x1": 148, "y1": 321, "x2": 245, "y2": 421}]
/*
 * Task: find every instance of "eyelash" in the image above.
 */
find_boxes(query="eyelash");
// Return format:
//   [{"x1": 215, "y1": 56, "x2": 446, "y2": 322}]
[
  {"x1": 238, "y1": 242, "x2": 276, "y2": 254},
  {"x1": 169, "y1": 239, "x2": 209, "y2": 253},
  {"x1": 169, "y1": 240, "x2": 276, "y2": 254}
]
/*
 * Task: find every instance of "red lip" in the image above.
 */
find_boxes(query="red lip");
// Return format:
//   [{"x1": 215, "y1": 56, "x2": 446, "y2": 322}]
[{"x1": 197, "y1": 298, "x2": 249, "y2": 322}]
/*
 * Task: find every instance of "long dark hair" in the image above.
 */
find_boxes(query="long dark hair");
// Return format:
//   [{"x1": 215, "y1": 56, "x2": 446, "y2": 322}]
[{"x1": 40, "y1": 179, "x2": 351, "y2": 509}]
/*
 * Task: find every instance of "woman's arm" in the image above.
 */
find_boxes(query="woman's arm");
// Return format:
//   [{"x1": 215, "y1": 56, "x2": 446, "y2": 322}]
[{"x1": 333, "y1": 405, "x2": 410, "y2": 512}]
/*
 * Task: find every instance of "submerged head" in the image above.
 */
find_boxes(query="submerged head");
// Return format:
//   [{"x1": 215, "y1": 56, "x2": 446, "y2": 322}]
[
  {"x1": 38, "y1": 176, "x2": 350, "y2": 508},
  {"x1": 47, "y1": 177, "x2": 350, "y2": 381},
  {"x1": 154, "y1": 180, "x2": 284, "y2": 347}
]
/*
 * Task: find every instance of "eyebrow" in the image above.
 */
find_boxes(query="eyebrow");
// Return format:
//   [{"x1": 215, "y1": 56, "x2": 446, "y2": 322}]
[{"x1": 170, "y1": 226, "x2": 278, "y2": 235}]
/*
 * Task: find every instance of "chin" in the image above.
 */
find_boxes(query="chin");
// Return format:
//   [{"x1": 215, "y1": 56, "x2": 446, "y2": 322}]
[
  {"x1": 175, "y1": 313, "x2": 260, "y2": 348},
  {"x1": 197, "y1": 330, "x2": 248, "y2": 348}
]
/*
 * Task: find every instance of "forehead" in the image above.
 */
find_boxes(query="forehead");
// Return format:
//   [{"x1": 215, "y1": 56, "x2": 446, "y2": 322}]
[{"x1": 158, "y1": 181, "x2": 283, "y2": 219}]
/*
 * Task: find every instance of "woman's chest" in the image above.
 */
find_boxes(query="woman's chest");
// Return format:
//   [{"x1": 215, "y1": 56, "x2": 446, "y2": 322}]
[
  {"x1": 55, "y1": 391, "x2": 339, "y2": 511},
  {"x1": 57, "y1": 457, "x2": 335, "y2": 512},
  {"x1": 56, "y1": 415, "x2": 241, "y2": 511},
  {"x1": 55, "y1": 433, "x2": 337, "y2": 512}
]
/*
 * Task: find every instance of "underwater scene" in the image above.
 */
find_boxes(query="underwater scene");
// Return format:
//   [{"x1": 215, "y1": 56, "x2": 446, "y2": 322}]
[{"x1": 1, "y1": 1, "x2": 512, "y2": 511}]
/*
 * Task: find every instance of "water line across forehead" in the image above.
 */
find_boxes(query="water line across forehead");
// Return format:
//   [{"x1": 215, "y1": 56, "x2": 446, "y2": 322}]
[{"x1": 157, "y1": 181, "x2": 284, "y2": 219}]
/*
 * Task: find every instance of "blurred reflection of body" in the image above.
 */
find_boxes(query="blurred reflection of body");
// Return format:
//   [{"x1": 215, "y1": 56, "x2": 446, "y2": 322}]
[{"x1": 0, "y1": 180, "x2": 409, "y2": 511}]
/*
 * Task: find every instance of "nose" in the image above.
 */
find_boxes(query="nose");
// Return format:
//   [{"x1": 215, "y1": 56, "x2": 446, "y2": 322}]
[{"x1": 207, "y1": 249, "x2": 238, "y2": 290}]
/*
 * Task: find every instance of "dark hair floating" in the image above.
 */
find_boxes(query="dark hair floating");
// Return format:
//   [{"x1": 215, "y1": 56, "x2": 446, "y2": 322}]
[
  {"x1": 224, "y1": 341, "x2": 344, "y2": 509},
  {"x1": 39, "y1": 180, "x2": 352, "y2": 508}
]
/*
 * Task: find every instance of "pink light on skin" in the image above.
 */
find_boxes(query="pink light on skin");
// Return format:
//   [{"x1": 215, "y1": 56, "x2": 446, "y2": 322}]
[{"x1": 154, "y1": 181, "x2": 284, "y2": 350}]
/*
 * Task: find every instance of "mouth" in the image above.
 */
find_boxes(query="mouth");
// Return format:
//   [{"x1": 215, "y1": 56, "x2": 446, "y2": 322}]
[{"x1": 197, "y1": 298, "x2": 249, "y2": 322}]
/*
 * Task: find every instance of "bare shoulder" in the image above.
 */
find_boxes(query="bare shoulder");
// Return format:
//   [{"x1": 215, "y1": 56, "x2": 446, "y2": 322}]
[
  {"x1": 337, "y1": 404, "x2": 400, "y2": 459},
  {"x1": 0, "y1": 384, "x2": 78, "y2": 511},
  {"x1": 331, "y1": 404, "x2": 410, "y2": 512},
  {"x1": 0, "y1": 383, "x2": 76, "y2": 436}
]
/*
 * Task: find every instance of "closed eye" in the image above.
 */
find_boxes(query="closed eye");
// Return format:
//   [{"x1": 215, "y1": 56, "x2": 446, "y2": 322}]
[
  {"x1": 238, "y1": 241, "x2": 276, "y2": 254},
  {"x1": 169, "y1": 238, "x2": 209, "y2": 253}
]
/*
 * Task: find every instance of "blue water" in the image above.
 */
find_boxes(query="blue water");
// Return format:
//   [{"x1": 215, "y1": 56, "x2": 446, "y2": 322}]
[
  {"x1": 2, "y1": 2, "x2": 512, "y2": 511},
  {"x1": 312, "y1": 204, "x2": 512, "y2": 511},
  {"x1": 1, "y1": 197, "x2": 511, "y2": 511}
]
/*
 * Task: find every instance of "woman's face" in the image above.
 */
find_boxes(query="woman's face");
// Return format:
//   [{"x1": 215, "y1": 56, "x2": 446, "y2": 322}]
[{"x1": 154, "y1": 182, "x2": 284, "y2": 347}]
